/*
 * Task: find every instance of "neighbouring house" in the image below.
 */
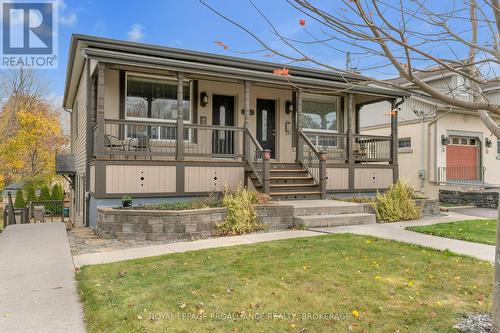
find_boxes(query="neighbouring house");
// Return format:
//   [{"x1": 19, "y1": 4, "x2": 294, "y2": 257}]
[
  {"x1": 1, "y1": 182, "x2": 22, "y2": 209},
  {"x1": 59, "y1": 34, "x2": 407, "y2": 227},
  {"x1": 360, "y1": 69, "x2": 500, "y2": 199}
]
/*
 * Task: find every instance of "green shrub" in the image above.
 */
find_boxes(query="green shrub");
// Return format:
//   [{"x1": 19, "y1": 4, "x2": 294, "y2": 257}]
[
  {"x1": 25, "y1": 186, "x2": 38, "y2": 203},
  {"x1": 39, "y1": 185, "x2": 51, "y2": 201},
  {"x1": 14, "y1": 190, "x2": 26, "y2": 208},
  {"x1": 216, "y1": 186, "x2": 266, "y2": 236},
  {"x1": 371, "y1": 180, "x2": 422, "y2": 222},
  {"x1": 51, "y1": 183, "x2": 64, "y2": 200}
]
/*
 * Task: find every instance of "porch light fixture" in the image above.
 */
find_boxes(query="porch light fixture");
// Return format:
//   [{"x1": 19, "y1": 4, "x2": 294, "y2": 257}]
[
  {"x1": 285, "y1": 100, "x2": 294, "y2": 114},
  {"x1": 485, "y1": 137, "x2": 492, "y2": 148},
  {"x1": 200, "y1": 92, "x2": 209, "y2": 107},
  {"x1": 441, "y1": 135, "x2": 449, "y2": 146}
]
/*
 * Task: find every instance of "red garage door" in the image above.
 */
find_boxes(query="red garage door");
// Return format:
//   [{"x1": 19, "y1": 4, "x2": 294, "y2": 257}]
[{"x1": 446, "y1": 136, "x2": 479, "y2": 181}]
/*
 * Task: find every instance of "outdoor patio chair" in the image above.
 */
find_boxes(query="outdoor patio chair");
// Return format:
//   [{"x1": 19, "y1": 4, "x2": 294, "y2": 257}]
[
  {"x1": 128, "y1": 133, "x2": 152, "y2": 160},
  {"x1": 104, "y1": 134, "x2": 125, "y2": 159},
  {"x1": 32, "y1": 205, "x2": 45, "y2": 223}
]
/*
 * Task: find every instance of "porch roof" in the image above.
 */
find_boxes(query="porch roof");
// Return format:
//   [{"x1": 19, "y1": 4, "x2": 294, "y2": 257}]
[{"x1": 63, "y1": 34, "x2": 408, "y2": 109}]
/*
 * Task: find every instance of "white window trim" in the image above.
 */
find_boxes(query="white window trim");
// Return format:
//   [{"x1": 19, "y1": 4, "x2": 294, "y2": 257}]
[
  {"x1": 124, "y1": 72, "x2": 193, "y2": 142},
  {"x1": 301, "y1": 94, "x2": 340, "y2": 133}
]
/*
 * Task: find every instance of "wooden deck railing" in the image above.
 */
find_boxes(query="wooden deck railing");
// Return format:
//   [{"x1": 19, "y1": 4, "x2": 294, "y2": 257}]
[
  {"x1": 96, "y1": 119, "x2": 244, "y2": 160},
  {"x1": 298, "y1": 130, "x2": 327, "y2": 199}
]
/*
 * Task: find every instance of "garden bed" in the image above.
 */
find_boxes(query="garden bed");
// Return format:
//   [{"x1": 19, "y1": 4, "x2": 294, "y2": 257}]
[{"x1": 96, "y1": 204, "x2": 295, "y2": 241}]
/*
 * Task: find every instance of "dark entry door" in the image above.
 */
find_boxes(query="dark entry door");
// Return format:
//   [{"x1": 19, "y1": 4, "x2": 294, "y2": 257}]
[
  {"x1": 212, "y1": 95, "x2": 235, "y2": 155},
  {"x1": 256, "y1": 99, "x2": 276, "y2": 158}
]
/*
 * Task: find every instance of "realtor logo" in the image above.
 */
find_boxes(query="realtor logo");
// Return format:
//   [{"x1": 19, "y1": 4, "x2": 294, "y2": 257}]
[{"x1": 1, "y1": 0, "x2": 58, "y2": 68}]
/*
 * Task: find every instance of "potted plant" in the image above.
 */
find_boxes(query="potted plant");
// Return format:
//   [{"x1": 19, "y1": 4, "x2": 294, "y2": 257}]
[{"x1": 121, "y1": 195, "x2": 132, "y2": 208}]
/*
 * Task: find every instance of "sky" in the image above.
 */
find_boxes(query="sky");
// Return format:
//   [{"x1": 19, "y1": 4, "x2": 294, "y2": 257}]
[{"x1": 0, "y1": 0, "x2": 490, "y2": 108}]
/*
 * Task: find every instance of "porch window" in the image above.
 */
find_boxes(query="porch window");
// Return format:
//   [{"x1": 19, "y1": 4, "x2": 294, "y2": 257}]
[
  {"x1": 125, "y1": 74, "x2": 191, "y2": 140},
  {"x1": 301, "y1": 95, "x2": 338, "y2": 147}
]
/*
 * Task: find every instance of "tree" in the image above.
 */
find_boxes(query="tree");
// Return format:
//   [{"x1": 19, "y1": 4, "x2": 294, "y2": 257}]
[
  {"x1": 14, "y1": 190, "x2": 26, "y2": 208},
  {"x1": 200, "y1": 0, "x2": 500, "y2": 329},
  {"x1": 0, "y1": 108, "x2": 66, "y2": 186},
  {"x1": 51, "y1": 183, "x2": 64, "y2": 201},
  {"x1": 25, "y1": 186, "x2": 37, "y2": 204},
  {"x1": 38, "y1": 185, "x2": 51, "y2": 201}
]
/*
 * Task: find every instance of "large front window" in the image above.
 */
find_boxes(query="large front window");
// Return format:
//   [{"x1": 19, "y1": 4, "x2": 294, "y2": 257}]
[
  {"x1": 302, "y1": 95, "x2": 338, "y2": 147},
  {"x1": 301, "y1": 95, "x2": 338, "y2": 132},
  {"x1": 125, "y1": 74, "x2": 190, "y2": 140}
]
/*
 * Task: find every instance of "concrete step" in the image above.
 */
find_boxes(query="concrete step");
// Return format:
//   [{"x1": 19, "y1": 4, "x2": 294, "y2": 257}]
[
  {"x1": 292, "y1": 203, "x2": 366, "y2": 216},
  {"x1": 295, "y1": 213, "x2": 376, "y2": 227}
]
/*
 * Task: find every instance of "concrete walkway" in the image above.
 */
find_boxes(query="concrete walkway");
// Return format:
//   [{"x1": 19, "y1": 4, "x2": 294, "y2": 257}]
[
  {"x1": 310, "y1": 212, "x2": 495, "y2": 262},
  {"x1": 74, "y1": 212, "x2": 495, "y2": 267},
  {"x1": 0, "y1": 223, "x2": 85, "y2": 333}
]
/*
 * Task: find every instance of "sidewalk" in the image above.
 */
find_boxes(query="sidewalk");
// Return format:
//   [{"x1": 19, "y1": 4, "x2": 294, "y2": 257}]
[
  {"x1": 73, "y1": 212, "x2": 495, "y2": 267},
  {"x1": 0, "y1": 223, "x2": 85, "y2": 333}
]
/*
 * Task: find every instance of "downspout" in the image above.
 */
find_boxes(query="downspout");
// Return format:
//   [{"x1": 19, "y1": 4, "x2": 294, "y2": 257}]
[{"x1": 427, "y1": 106, "x2": 453, "y2": 184}]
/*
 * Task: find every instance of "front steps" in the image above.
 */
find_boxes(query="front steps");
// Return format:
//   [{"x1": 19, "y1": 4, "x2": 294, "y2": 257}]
[
  {"x1": 251, "y1": 162, "x2": 322, "y2": 200},
  {"x1": 288, "y1": 200, "x2": 376, "y2": 228}
]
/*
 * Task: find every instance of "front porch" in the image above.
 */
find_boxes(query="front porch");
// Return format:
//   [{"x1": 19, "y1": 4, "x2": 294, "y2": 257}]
[{"x1": 89, "y1": 64, "x2": 400, "y2": 200}]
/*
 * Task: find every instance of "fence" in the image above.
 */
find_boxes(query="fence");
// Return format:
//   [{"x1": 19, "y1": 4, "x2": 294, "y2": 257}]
[{"x1": 437, "y1": 166, "x2": 486, "y2": 185}]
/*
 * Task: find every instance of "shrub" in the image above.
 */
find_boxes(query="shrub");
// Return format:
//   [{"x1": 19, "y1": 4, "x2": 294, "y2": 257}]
[
  {"x1": 39, "y1": 185, "x2": 51, "y2": 201},
  {"x1": 216, "y1": 187, "x2": 266, "y2": 236},
  {"x1": 25, "y1": 186, "x2": 38, "y2": 203},
  {"x1": 14, "y1": 190, "x2": 26, "y2": 208},
  {"x1": 371, "y1": 180, "x2": 422, "y2": 222},
  {"x1": 51, "y1": 183, "x2": 64, "y2": 200}
]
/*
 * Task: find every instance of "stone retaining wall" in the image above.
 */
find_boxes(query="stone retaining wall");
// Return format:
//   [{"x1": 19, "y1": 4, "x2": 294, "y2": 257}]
[
  {"x1": 96, "y1": 204, "x2": 295, "y2": 241},
  {"x1": 439, "y1": 189, "x2": 499, "y2": 209}
]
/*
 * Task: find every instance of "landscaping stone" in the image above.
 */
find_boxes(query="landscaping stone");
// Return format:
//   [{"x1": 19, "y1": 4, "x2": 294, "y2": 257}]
[
  {"x1": 440, "y1": 189, "x2": 499, "y2": 209},
  {"x1": 96, "y1": 204, "x2": 295, "y2": 241},
  {"x1": 455, "y1": 313, "x2": 492, "y2": 333}
]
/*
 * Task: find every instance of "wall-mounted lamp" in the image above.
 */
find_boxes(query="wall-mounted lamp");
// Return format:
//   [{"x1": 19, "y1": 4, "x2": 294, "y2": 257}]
[
  {"x1": 200, "y1": 92, "x2": 208, "y2": 107},
  {"x1": 285, "y1": 100, "x2": 294, "y2": 114},
  {"x1": 240, "y1": 109, "x2": 255, "y2": 116},
  {"x1": 441, "y1": 135, "x2": 449, "y2": 146},
  {"x1": 485, "y1": 137, "x2": 493, "y2": 148}
]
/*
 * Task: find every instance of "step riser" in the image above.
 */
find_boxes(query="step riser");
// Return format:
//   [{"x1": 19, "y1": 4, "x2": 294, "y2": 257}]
[
  {"x1": 270, "y1": 179, "x2": 315, "y2": 185},
  {"x1": 293, "y1": 205, "x2": 366, "y2": 216},
  {"x1": 295, "y1": 214, "x2": 375, "y2": 227},
  {"x1": 270, "y1": 186, "x2": 319, "y2": 193},
  {"x1": 270, "y1": 171, "x2": 309, "y2": 177},
  {"x1": 271, "y1": 194, "x2": 322, "y2": 200},
  {"x1": 270, "y1": 163, "x2": 304, "y2": 170}
]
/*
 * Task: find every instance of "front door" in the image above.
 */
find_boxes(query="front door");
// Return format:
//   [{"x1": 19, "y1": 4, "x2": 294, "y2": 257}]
[
  {"x1": 212, "y1": 95, "x2": 235, "y2": 155},
  {"x1": 256, "y1": 99, "x2": 276, "y2": 159}
]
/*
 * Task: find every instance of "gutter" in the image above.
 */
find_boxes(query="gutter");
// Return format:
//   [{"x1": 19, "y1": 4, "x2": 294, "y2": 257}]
[{"x1": 427, "y1": 107, "x2": 453, "y2": 184}]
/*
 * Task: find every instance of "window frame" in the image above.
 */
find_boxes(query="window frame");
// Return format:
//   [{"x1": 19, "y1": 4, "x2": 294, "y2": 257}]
[
  {"x1": 124, "y1": 72, "x2": 193, "y2": 142},
  {"x1": 301, "y1": 94, "x2": 340, "y2": 133},
  {"x1": 398, "y1": 137, "x2": 412, "y2": 149}
]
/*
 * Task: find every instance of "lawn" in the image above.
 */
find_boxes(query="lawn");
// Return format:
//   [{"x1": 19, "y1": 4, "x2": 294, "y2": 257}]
[
  {"x1": 407, "y1": 219, "x2": 497, "y2": 245},
  {"x1": 77, "y1": 234, "x2": 493, "y2": 333}
]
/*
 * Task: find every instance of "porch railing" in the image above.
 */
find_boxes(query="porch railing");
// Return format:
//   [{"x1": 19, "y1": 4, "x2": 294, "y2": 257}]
[
  {"x1": 244, "y1": 127, "x2": 265, "y2": 184},
  {"x1": 437, "y1": 166, "x2": 486, "y2": 185},
  {"x1": 353, "y1": 134, "x2": 392, "y2": 162},
  {"x1": 98, "y1": 119, "x2": 244, "y2": 159},
  {"x1": 303, "y1": 130, "x2": 347, "y2": 161},
  {"x1": 298, "y1": 130, "x2": 327, "y2": 198}
]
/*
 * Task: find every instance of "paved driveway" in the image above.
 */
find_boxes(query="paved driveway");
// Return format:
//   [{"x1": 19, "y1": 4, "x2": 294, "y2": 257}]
[
  {"x1": 449, "y1": 207, "x2": 498, "y2": 219},
  {"x1": 0, "y1": 223, "x2": 85, "y2": 333}
]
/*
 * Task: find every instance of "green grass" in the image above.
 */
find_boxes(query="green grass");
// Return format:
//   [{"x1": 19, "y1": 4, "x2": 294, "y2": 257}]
[
  {"x1": 439, "y1": 202, "x2": 470, "y2": 208},
  {"x1": 76, "y1": 234, "x2": 493, "y2": 333},
  {"x1": 407, "y1": 219, "x2": 497, "y2": 245}
]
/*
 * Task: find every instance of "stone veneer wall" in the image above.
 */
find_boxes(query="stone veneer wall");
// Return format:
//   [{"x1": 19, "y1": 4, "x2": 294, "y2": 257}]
[
  {"x1": 440, "y1": 189, "x2": 499, "y2": 209},
  {"x1": 96, "y1": 204, "x2": 295, "y2": 241}
]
